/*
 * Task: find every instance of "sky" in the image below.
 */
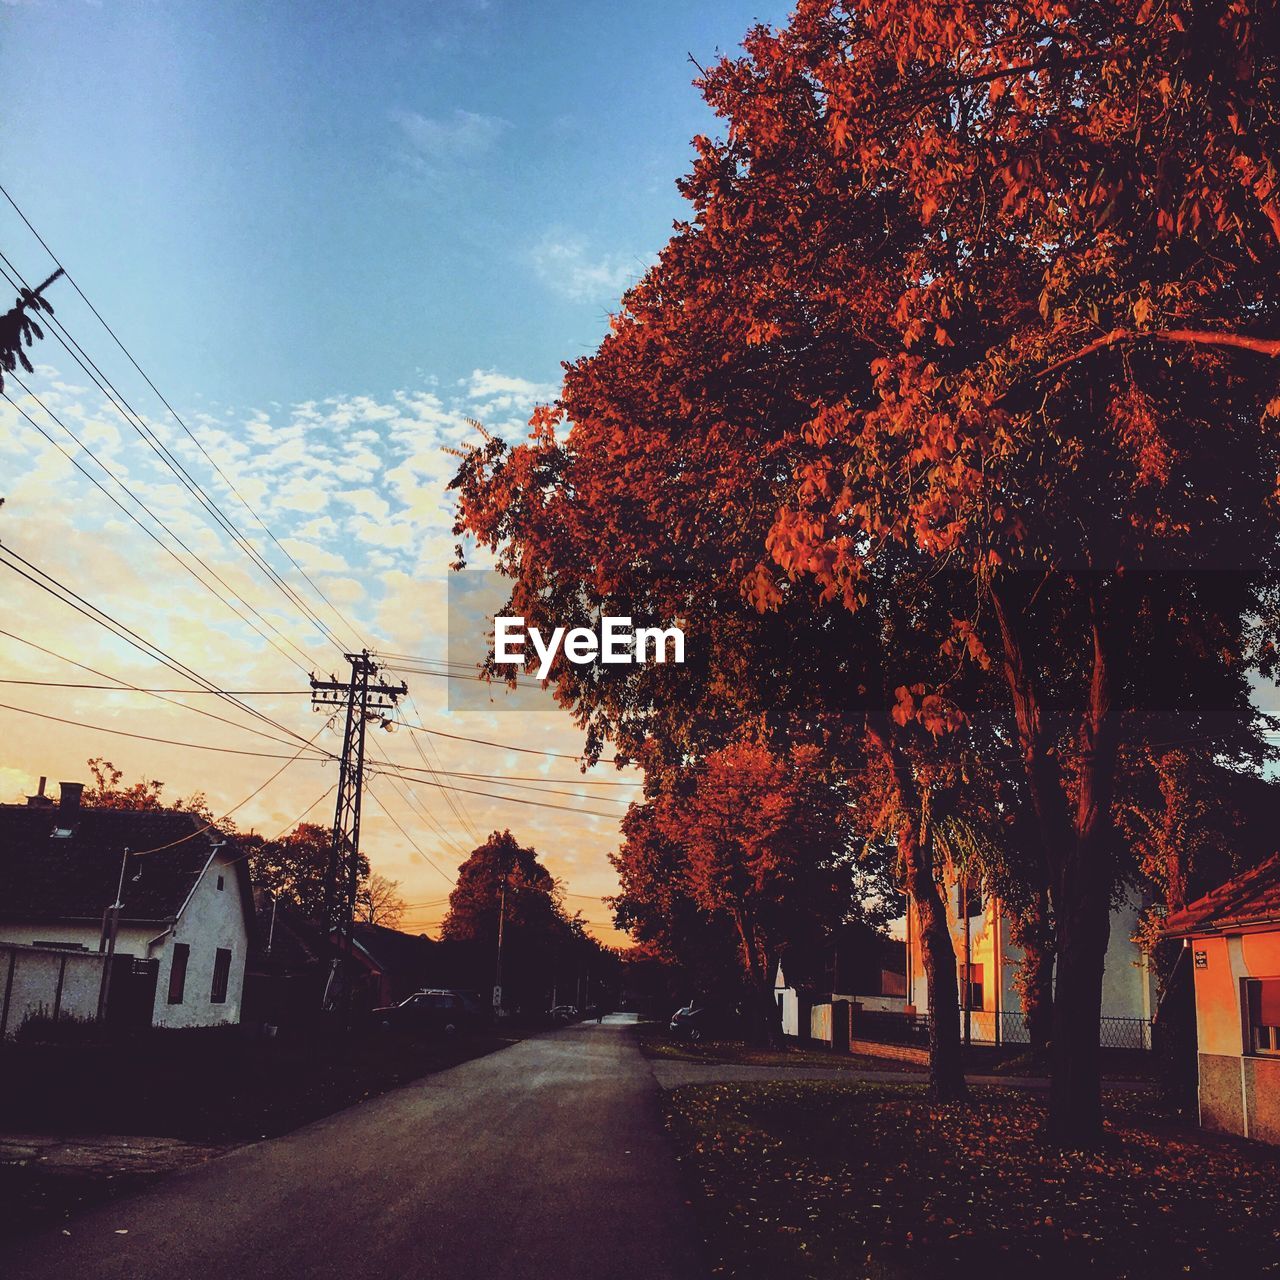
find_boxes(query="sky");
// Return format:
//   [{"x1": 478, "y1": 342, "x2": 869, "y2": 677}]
[{"x1": 0, "y1": 0, "x2": 791, "y2": 941}]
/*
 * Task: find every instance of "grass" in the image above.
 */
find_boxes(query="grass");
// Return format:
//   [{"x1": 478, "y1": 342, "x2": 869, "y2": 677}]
[
  {"x1": 634, "y1": 1022, "x2": 925, "y2": 1075},
  {"x1": 664, "y1": 1080, "x2": 1280, "y2": 1279},
  {"x1": 636, "y1": 1021, "x2": 1155, "y2": 1082}
]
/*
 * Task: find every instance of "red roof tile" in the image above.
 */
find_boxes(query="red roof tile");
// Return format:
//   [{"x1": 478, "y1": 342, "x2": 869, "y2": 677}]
[{"x1": 1164, "y1": 851, "x2": 1280, "y2": 936}]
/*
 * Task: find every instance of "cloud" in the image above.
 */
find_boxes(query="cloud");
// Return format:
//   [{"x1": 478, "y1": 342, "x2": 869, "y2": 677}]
[
  {"x1": 529, "y1": 231, "x2": 647, "y2": 304},
  {"x1": 391, "y1": 107, "x2": 509, "y2": 164},
  {"x1": 0, "y1": 368, "x2": 638, "y2": 942},
  {"x1": 463, "y1": 369, "x2": 558, "y2": 417}
]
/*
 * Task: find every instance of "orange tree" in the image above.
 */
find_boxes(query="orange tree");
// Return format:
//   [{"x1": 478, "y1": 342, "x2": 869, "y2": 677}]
[
  {"x1": 453, "y1": 1, "x2": 1280, "y2": 1130},
  {"x1": 743, "y1": 0, "x2": 1280, "y2": 1141},
  {"x1": 453, "y1": 427, "x2": 980, "y2": 1095},
  {"x1": 614, "y1": 740, "x2": 858, "y2": 1046}
]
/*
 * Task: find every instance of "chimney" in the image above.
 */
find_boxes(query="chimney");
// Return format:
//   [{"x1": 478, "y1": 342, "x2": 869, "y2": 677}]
[
  {"x1": 58, "y1": 781, "x2": 84, "y2": 812},
  {"x1": 26, "y1": 776, "x2": 55, "y2": 808}
]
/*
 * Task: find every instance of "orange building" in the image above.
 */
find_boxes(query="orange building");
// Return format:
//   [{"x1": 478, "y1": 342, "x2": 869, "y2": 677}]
[{"x1": 1165, "y1": 853, "x2": 1280, "y2": 1145}]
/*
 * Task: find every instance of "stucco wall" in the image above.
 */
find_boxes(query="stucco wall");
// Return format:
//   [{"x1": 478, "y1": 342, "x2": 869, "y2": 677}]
[
  {"x1": 0, "y1": 943, "x2": 107, "y2": 1038},
  {"x1": 152, "y1": 849, "x2": 248, "y2": 1029},
  {"x1": 1190, "y1": 928, "x2": 1280, "y2": 1144},
  {"x1": 810, "y1": 1001, "x2": 832, "y2": 1044},
  {"x1": 1190, "y1": 936, "x2": 1239, "y2": 1056},
  {"x1": 1198, "y1": 1052, "x2": 1246, "y2": 1135},
  {"x1": 906, "y1": 884, "x2": 1154, "y2": 1042},
  {"x1": 0, "y1": 921, "x2": 155, "y2": 955}
]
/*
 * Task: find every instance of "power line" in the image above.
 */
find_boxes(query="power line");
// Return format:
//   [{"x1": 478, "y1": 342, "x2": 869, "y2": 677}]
[
  {"x1": 0, "y1": 678, "x2": 308, "y2": 694},
  {"x1": 365, "y1": 777, "x2": 458, "y2": 887},
  {"x1": 366, "y1": 759, "x2": 621, "y2": 819},
  {"x1": 0, "y1": 540, "x2": 314, "y2": 747},
  {"x1": 0, "y1": 233, "x2": 352, "y2": 656},
  {"x1": 384, "y1": 716, "x2": 619, "y2": 765},
  {"x1": 0, "y1": 369, "x2": 318, "y2": 675},
  {"x1": 0, "y1": 627, "x2": 321, "y2": 752},
  {"x1": 130, "y1": 725, "x2": 330, "y2": 856},
  {"x1": 0, "y1": 698, "x2": 333, "y2": 761}
]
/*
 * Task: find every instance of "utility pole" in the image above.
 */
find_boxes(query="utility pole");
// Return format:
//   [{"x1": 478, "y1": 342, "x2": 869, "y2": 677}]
[
  {"x1": 96, "y1": 846, "x2": 131, "y2": 1022},
  {"x1": 494, "y1": 867, "x2": 508, "y2": 1018},
  {"x1": 311, "y1": 651, "x2": 406, "y2": 1017},
  {"x1": 962, "y1": 874, "x2": 972, "y2": 1047}
]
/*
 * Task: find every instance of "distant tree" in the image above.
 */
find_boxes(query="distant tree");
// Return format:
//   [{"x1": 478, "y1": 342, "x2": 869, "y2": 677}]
[
  {"x1": 356, "y1": 873, "x2": 407, "y2": 928},
  {"x1": 441, "y1": 830, "x2": 564, "y2": 943},
  {"x1": 440, "y1": 830, "x2": 618, "y2": 1012},
  {"x1": 246, "y1": 821, "x2": 370, "y2": 923},
  {"x1": 617, "y1": 741, "x2": 855, "y2": 1046},
  {"x1": 83, "y1": 757, "x2": 215, "y2": 820},
  {"x1": 83, "y1": 758, "x2": 167, "y2": 810}
]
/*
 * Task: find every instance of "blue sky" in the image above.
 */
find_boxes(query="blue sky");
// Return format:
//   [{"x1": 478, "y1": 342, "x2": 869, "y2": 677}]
[
  {"x1": 3, "y1": 0, "x2": 789, "y2": 410},
  {"x1": 0, "y1": 0, "x2": 793, "y2": 935}
]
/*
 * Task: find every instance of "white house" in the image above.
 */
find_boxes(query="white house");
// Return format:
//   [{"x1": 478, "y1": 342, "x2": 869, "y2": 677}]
[
  {"x1": 0, "y1": 780, "x2": 253, "y2": 1033},
  {"x1": 904, "y1": 873, "x2": 1156, "y2": 1048}
]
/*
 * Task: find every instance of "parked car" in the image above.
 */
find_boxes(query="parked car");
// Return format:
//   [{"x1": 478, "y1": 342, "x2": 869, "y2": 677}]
[
  {"x1": 550, "y1": 1004, "x2": 580, "y2": 1023},
  {"x1": 669, "y1": 1003, "x2": 710, "y2": 1041},
  {"x1": 372, "y1": 989, "x2": 480, "y2": 1034}
]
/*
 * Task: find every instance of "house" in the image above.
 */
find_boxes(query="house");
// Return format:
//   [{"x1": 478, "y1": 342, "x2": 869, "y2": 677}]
[
  {"x1": 903, "y1": 874, "x2": 1156, "y2": 1049},
  {"x1": 774, "y1": 923, "x2": 908, "y2": 1041},
  {"x1": 0, "y1": 780, "x2": 254, "y2": 1034},
  {"x1": 241, "y1": 892, "x2": 334, "y2": 1031},
  {"x1": 338, "y1": 921, "x2": 440, "y2": 1009},
  {"x1": 1165, "y1": 852, "x2": 1280, "y2": 1144}
]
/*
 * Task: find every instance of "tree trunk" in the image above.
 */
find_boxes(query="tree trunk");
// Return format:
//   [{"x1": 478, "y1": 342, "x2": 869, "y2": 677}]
[
  {"x1": 1048, "y1": 604, "x2": 1119, "y2": 1143},
  {"x1": 734, "y1": 910, "x2": 783, "y2": 1048},
  {"x1": 866, "y1": 712, "x2": 967, "y2": 1101},
  {"x1": 991, "y1": 577, "x2": 1121, "y2": 1144}
]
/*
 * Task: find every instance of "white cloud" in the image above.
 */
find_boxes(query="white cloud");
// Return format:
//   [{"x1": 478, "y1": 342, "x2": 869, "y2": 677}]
[
  {"x1": 463, "y1": 368, "x2": 558, "y2": 417},
  {"x1": 529, "y1": 231, "x2": 646, "y2": 304},
  {"x1": 0, "y1": 367, "x2": 639, "y2": 940},
  {"x1": 391, "y1": 107, "x2": 509, "y2": 163}
]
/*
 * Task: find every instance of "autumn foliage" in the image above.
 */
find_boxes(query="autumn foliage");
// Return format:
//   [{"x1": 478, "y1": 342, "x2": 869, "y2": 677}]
[{"x1": 453, "y1": 0, "x2": 1280, "y2": 1139}]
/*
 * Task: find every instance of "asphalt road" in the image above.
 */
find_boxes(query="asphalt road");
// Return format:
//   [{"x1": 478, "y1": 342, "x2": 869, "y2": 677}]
[{"x1": 0, "y1": 1015, "x2": 707, "y2": 1280}]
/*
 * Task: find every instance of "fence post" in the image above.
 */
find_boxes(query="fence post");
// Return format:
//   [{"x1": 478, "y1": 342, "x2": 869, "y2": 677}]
[
  {"x1": 0, "y1": 949, "x2": 16, "y2": 1039},
  {"x1": 832, "y1": 1000, "x2": 851, "y2": 1054}
]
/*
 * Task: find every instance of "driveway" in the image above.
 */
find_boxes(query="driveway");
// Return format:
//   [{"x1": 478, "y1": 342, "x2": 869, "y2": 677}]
[{"x1": 0, "y1": 1015, "x2": 706, "y2": 1280}]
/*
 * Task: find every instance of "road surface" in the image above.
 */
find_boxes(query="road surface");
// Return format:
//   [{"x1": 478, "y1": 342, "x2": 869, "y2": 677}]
[{"x1": 0, "y1": 1015, "x2": 707, "y2": 1280}]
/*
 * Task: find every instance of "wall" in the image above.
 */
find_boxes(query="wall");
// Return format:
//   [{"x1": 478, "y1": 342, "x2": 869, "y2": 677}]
[
  {"x1": 1191, "y1": 928, "x2": 1280, "y2": 1143},
  {"x1": 809, "y1": 1001, "x2": 832, "y2": 1044},
  {"x1": 849, "y1": 1038, "x2": 928, "y2": 1065},
  {"x1": 906, "y1": 881, "x2": 1155, "y2": 1044},
  {"x1": 0, "y1": 943, "x2": 106, "y2": 1038},
  {"x1": 152, "y1": 849, "x2": 249, "y2": 1029},
  {"x1": 774, "y1": 966, "x2": 800, "y2": 1038},
  {"x1": 0, "y1": 921, "x2": 155, "y2": 955}
]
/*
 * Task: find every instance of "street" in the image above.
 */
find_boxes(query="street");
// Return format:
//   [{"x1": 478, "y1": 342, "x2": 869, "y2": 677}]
[{"x1": 0, "y1": 1015, "x2": 707, "y2": 1280}]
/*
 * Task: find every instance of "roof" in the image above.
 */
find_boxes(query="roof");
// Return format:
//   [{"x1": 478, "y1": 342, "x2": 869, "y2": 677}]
[
  {"x1": 1164, "y1": 851, "x2": 1280, "y2": 937},
  {"x1": 0, "y1": 803, "x2": 242, "y2": 926},
  {"x1": 348, "y1": 921, "x2": 437, "y2": 977}
]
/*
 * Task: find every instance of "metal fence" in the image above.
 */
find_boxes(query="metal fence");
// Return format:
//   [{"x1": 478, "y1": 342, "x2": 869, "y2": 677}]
[
  {"x1": 851, "y1": 1006, "x2": 1152, "y2": 1051},
  {"x1": 853, "y1": 1008, "x2": 932, "y2": 1046}
]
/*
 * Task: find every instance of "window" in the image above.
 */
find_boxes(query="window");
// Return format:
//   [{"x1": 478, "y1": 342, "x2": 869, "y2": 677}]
[
  {"x1": 210, "y1": 948, "x2": 232, "y2": 1004},
  {"x1": 960, "y1": 962, "x2": 985, "y2": 1011},
  {"x1": 167, "y1": 943, "x2": 189, "y2": 1004},
  {"x1": 1246, "y1": 978, "x2": 1280, "y2": 1056},
  {"x1": 216, "y1": 875, "x2": 225, "y2": 891},
  {"x1": 959, "y1": 876, "x2": 984, "y2": 918}
]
